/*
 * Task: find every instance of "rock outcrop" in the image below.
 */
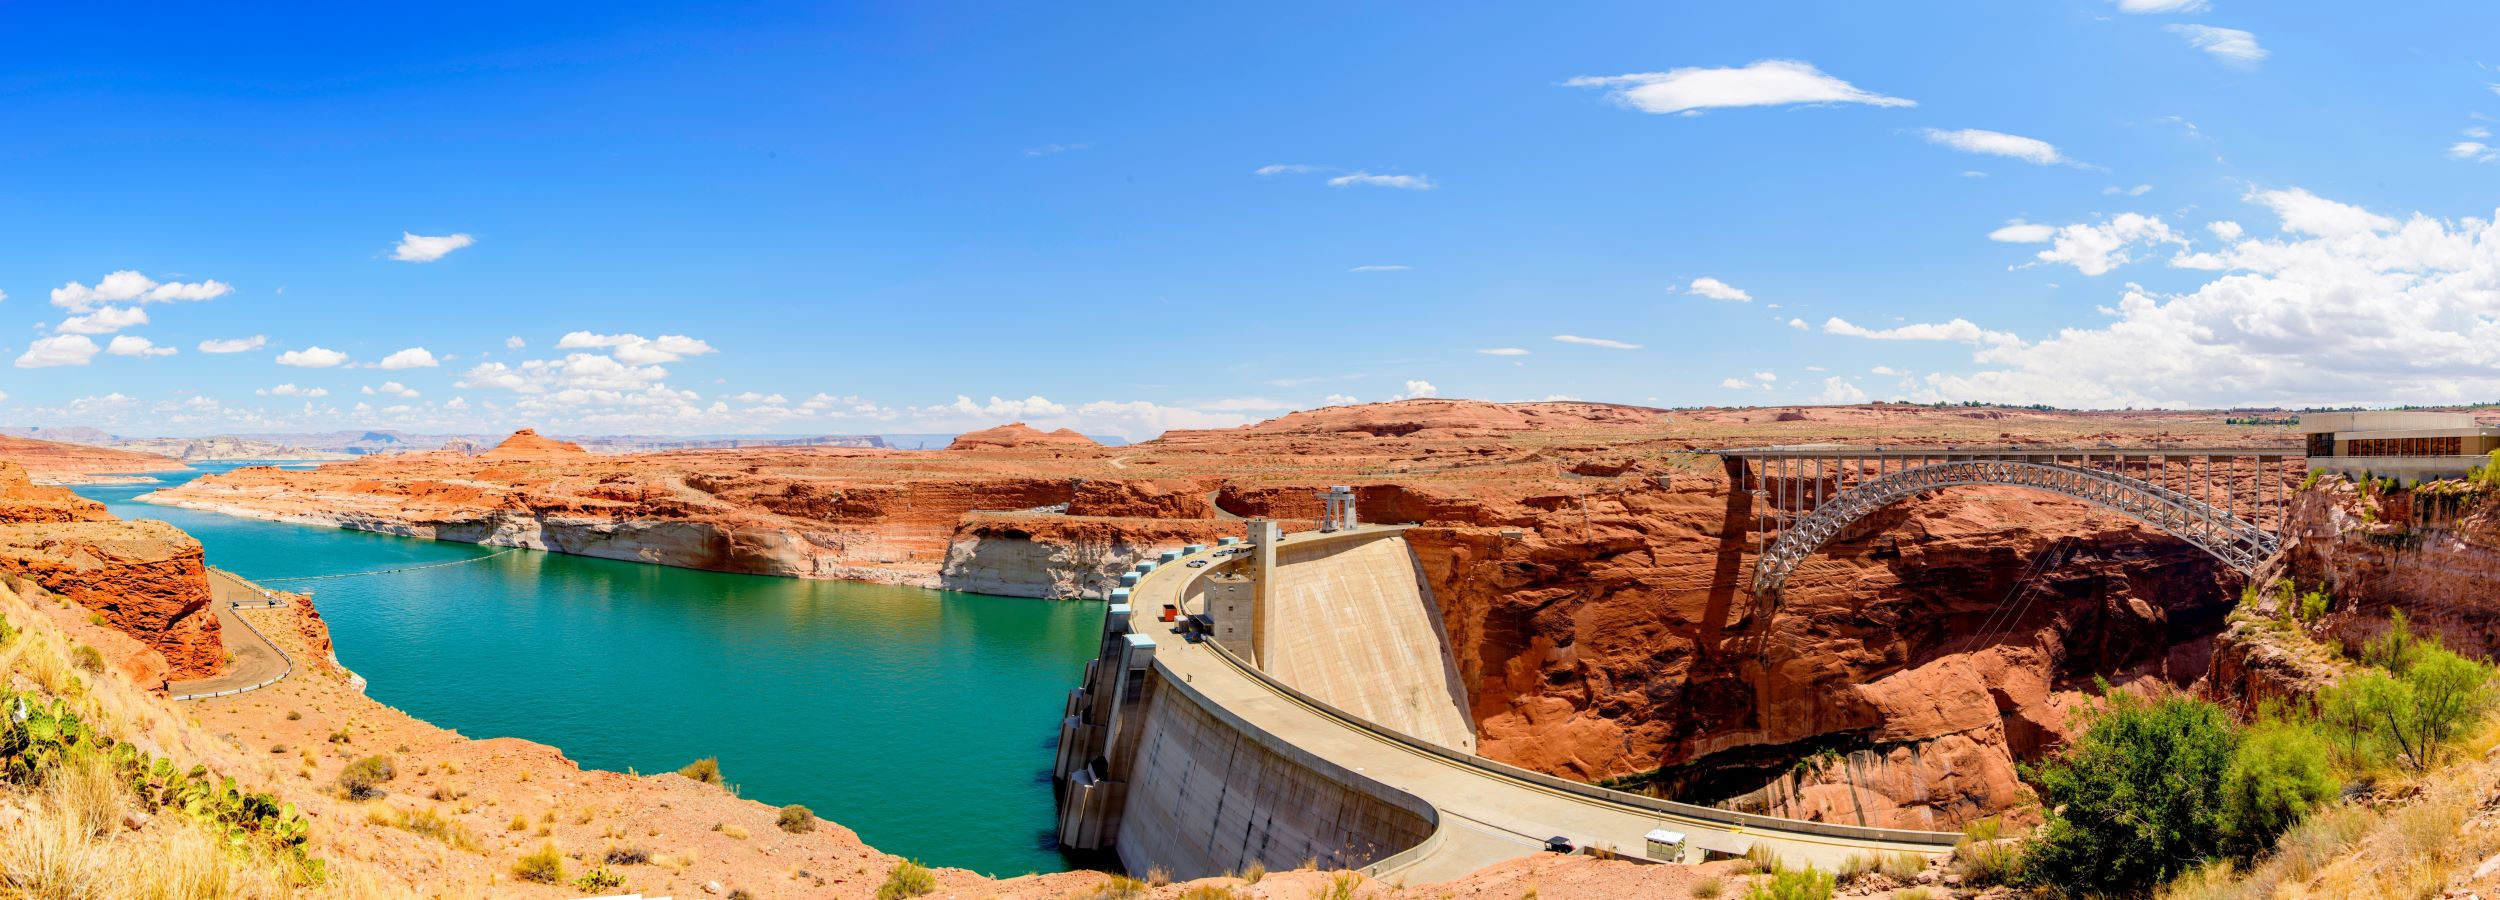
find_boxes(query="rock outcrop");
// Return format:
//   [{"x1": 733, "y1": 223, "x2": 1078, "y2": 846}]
[
  {"x1": 0, "y1": 433, "x2": 189, "y2": 480},
  {"x1": 479, "y1": 427, "x2": 589, "y2": 458},
  {"x1": 0, "y1": 461, "x2": 114, "y2": 523},
  {"x1": 0, "y1": 518, "x2": 222, "y2": 680},
  {"x1": 949, "y1": 422, "x2": 1101, "y2": 450}
]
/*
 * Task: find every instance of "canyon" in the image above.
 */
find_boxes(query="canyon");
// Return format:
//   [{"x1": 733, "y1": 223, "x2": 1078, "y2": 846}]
[{"x1": 141, "y1": 400, "x2": 2302, "y2": 830}]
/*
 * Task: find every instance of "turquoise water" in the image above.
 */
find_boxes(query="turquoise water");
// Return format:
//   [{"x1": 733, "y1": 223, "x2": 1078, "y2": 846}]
[{"x1": 75, "y1": 462, "x2": 1094, "y2": 876}]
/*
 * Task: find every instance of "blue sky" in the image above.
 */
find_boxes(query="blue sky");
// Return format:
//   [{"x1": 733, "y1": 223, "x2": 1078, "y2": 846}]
[{"x1": 5, "y1": 1, "x2": 2499, "y2": 439}]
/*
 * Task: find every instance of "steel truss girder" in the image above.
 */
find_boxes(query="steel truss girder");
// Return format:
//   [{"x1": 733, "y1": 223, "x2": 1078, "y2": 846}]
[{"x1": 1749, "y1": 459, "x2": 2278, "y2": 599}]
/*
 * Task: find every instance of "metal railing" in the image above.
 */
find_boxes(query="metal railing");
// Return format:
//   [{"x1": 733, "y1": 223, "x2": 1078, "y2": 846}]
[
  {"x1": 171, "y1": 569, "x2": 295, "y2": 702},
  {"x1": 1752, "y1": 459, "x2": 2281, "y2": 599}
]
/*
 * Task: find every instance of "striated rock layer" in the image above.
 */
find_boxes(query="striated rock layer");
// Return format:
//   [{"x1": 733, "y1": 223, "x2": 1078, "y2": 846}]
[
  {"x1": 143, "y1": 402, "x2": 2298, "y2": 827},
  {"x1": 0, "y1": 458, "x2": 224, "y2": 681}
]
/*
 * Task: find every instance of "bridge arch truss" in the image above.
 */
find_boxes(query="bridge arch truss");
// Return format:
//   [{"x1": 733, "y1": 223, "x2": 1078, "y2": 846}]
[{"x1": 1723, "y1": 447, "x2": 2302, "y2": 600}]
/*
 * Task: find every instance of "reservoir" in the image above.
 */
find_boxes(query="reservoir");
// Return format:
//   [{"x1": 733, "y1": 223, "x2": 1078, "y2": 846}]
[{"x1": 77, "y1": 461, "x2": 1095, "y2": 877}]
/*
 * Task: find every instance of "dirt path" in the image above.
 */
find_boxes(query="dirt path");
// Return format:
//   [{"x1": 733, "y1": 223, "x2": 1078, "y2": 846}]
[{"x1": 166, "y1": 568, "x2": 290, "y2": 698}]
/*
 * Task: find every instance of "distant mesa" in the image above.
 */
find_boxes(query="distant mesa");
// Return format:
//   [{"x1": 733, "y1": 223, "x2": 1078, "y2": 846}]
[
  {"x1": 948, "y1": 422, "x2": 1102, "y2": 450},
  {"x1": 479, "y1": 428, "x2": 589, "y2": 458}
]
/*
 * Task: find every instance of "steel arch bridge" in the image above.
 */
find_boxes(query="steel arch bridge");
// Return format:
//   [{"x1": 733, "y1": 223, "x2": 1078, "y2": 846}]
[{"x1": 1722, "y1": 446, "x2": 2302, "y2": 602}]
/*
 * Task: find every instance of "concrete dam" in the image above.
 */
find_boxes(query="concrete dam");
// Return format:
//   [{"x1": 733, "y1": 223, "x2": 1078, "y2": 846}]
[{"x1": 1052, "y1": 519, "x2": 1962, "y2": 883}]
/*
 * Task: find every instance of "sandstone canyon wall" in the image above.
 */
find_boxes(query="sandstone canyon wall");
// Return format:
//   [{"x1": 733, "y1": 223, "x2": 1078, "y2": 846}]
[
  {"x1": 0, "y1": 460, "x2": 223, "y2": 681},
  {"x1": 140, "y1": 401, "x2": 2292, "y2": 828}
]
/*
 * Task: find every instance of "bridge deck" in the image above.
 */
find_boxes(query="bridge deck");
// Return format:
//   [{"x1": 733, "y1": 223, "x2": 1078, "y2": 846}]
[
  {"x1": 1127, "y1": 527, "x2": 1956, "y2": 883},
  {"x1": 1721, "y1": 444, "x2": 2302, "y2": 459}
]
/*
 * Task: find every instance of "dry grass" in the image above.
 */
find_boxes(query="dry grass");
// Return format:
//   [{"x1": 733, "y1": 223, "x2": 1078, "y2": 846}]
[{"x1": 365, "y1": 804, "x2": 482, "y2": 852}]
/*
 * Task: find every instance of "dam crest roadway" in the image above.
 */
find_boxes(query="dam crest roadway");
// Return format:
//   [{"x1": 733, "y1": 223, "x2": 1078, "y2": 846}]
[{"x1": 1053, "y1": 520, "x2": 1966, "y2": 883}]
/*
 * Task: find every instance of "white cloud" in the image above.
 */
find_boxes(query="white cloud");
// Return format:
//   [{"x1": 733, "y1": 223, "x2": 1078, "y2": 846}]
[
  {"x1": 1824, "y1": 317, "x2": 2020, "y2": 348},
  {"x1": 2102, "y1": 183, "x2": 2154, "y2": 196},
  {"x1": 1475, "y1": 347, "x2": 1530, "y2": 356},
  {"x1": 2115, "y1": 0, "x2": 2209, "y2": 12},
  {"x1": 1396, "y1": 380, "x2": 1439, "y2": 399},
  {"x1": 15, "y1": 335, "x2": 99, "y2": 368},
  {"x1": 392, "y1": 231, "x2": 475, "y2": 262},
  {"x1": 376, "y1": 347, "x2": 439, "y2": 369},
  {"x1": 1327, "y1": 172, "x2": 1434, "y2": 190},
  {"x1": 1719, "y1": 377, "x2": 1753, "y2": 389},
  {"x1": 505, "y1": 336, "x2": 526, "y2": 349},
  {"x1": 1322, "y1": 393, "x2": 1357, "y2": 405},
  {"x1": 1023, "y1": 142, "x2": 1090, "y2": 156},
  {"x1": 2023, "y1": 213, "x2": 2188, "y2": 276},
  {"x1": 2449, "y1": 142, "x2": 2497, "y2": 163},
  {"x1": 1871, "y1": 365, "x2": 1903, "y2": 376},
  {"x1": 2246, "y1": 186, "x2": 2395, "y2": 237},
  {"x1": 371, "y1": 381, "x2": 419, "y2": 397},
  {"x1": 459, "y1": 353, "x2": 670, "y2": 393},
  {"x1": 1754, "y1": 371, "x2": 1778, "y2": 382},
  {"x1": 1686, "y1": 276, "x2": 1752, "y2": 302},
  {"x1": 1350, "y1": 265, "x2": 1410, "y2": 272},
  {"x1": 1787, "y1": 318, "x2": 1809, "y2": 330},
  {"x1": 1255, "y1": 164, "x2": 1318, "y2": 176},
  {"x1": 57, "y1": 305, "x2": 149, "y2": 334},
  {"x1": 276, "y1": 346, "x2": 349, "y2": 368},
  {"x1": 1817, "y1": 377, "x2": 1869, "y2": 403},
  {"x1": 1921, "y1": 128, "x2": 2076, "y2": 166},
  {"x1": 199, "y1": 335, "x2": 268, "y2": 353},
  {"x1": 1919, "y1": 191, "x2": 2500, "y2": 407},
  {"x1": 554, "y1": 332, "x2": 716, "y2": 364},
  {"x1": 257, "y1": 384, "x2": 327, "y2": 397},
  {"x1": 1552, "y1": 334, "x2": 1641, "y2": 349},
  {"x1": 1988, "y1": 221, "x2": 2056, "y2": 243},
  {"x1": 49, "y1": 271, "x2": 232, "y2": 312},
  {"x1": 2468, "y1": 127, "x2": 2492, "y2": 140},
  {"x1": 1567, "y1": 60, "x2": 1913, "y2": 116},
  {"x1": 105, "y1": 335, "x2": 174, "y2": 357},
  {"x1": 2166, "y1": 25, "x2": 2267, "y2": 67},
  {"x1": 2207, "y1": 220, "x2": 2245, "y2": 241}
]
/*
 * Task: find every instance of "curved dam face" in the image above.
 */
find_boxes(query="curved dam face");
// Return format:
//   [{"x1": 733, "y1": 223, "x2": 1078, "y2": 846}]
[
  {"x1": 1054, "y1": 523, "x2": 1962, "y2": 882},
  {"x1": 1056, "y1": 526, "x2": 1465, "y2": 877}
]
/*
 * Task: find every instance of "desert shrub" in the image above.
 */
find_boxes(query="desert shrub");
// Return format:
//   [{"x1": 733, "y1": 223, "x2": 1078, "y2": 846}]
[
  {"x1": 505, "y1": 814, "x2": 527, "y2": 832},
  {"x1": 336, "y1": 755, "x2": 395, "y2": 800},
  {"x1": 365, "y1": 804, "x2": 478, "y2": 851},
  {"x1": 2220, "y1": 719, "x2": 2337, "y2": 859},
  {"x1": 512, "y1": 842, "x2": 565, "y2": 884},
  {"x1": 69, "y1": 645, "x2": 103, "y2": 673},
  {"x1": 1313, "y1": 872, "x2": 1362, "y2": 900},
  {"x1": 677, "y1": 756, "x2": 724, "y2": 786},
  {"x1": 574, "y1": 866, "x2": 626, "y2": 892},
  {"x1": 2297, "y1": 590, "x2": 2330, "y2": 623},
  {"x1": 777, "y1": 803, "x2": 814, "y2": 833},
  {"x1": 1238, "y1": 860, "x2": 1265, "y2": 884},
  {"x1": 875, "y1": 858, "x2": 936, "y2": 899},
  {"x1": 2316, "y1": 613, "x2": 2497, "y2": 773},
  {"x1": 1744, "y1": 866, "x2": 1834, "y2": 900},
  {"x1": 1688, "y1": 874, "x2": 1724, "y2": 898},
  {"x1": 1176, "y1": 885, "x2": 1249, "y2": 900},
  {"x1": 1879, "y1": 852, "x2": 1927, "y2": 881},
  {"x1": 2020, "y1": 690, "x2": 2239, "y2": 895},
  {"x1": 1895, "y1": 889, "x2": 1935, "y2": 900},
  {"x1": 603, "y1": 844, "x2": 650, "y2": 865}
]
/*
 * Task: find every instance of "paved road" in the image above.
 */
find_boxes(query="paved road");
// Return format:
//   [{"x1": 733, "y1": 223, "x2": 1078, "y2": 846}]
[
  {"x1": 166, "y1": 569, "x2": 290, "y2": 697},
  {"x1": 1132, "y1": 528, "x2": 1957, "y2": 883}
]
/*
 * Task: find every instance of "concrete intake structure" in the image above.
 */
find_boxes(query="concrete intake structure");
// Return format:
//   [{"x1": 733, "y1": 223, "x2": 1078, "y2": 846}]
[{"x1": 1054, "y1": 522, "x2": 1961, "y2": 883}]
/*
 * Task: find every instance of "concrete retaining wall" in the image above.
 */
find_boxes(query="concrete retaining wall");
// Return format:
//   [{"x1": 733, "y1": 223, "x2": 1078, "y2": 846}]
[{"x1": 1112, "y1": 672, "x2": 1436, "y2": 877}]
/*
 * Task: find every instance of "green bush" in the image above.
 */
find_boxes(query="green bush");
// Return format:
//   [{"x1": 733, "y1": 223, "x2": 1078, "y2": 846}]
[
  {"x1": 2220, "y1": 720, "x2": 2336, "y2": 858},
  {"x1": 876, "y1": 859, "x2": 936, "y2": 899},
  {"x1": 1743, "y1": 866, "x2": 1834, "y2": 900},
  {"x1": 513, "y1": 842, "x2": 566, "y2": 884},
  {"x1": 2020, "y1": 689, "x2": 2239, "y2": 895},
  {"x1": 574, "y1": 866, "x2": 625, "y2": 892},
  {"x1": 2316, "y1": 612, "x2": 2496, "y2": 773},
  {"x1": 337, "y1": 754, "x2": 395, "y2": 800},
  {"x1": 677, "y1": 756, "x2": 724, "y2": 786},
  {"x1": 2297, "y1": 590, "x2": 2330, "y2": 623},
  {"x1": 777, "y1": 803, "x2": 815, "y2": 833}
]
